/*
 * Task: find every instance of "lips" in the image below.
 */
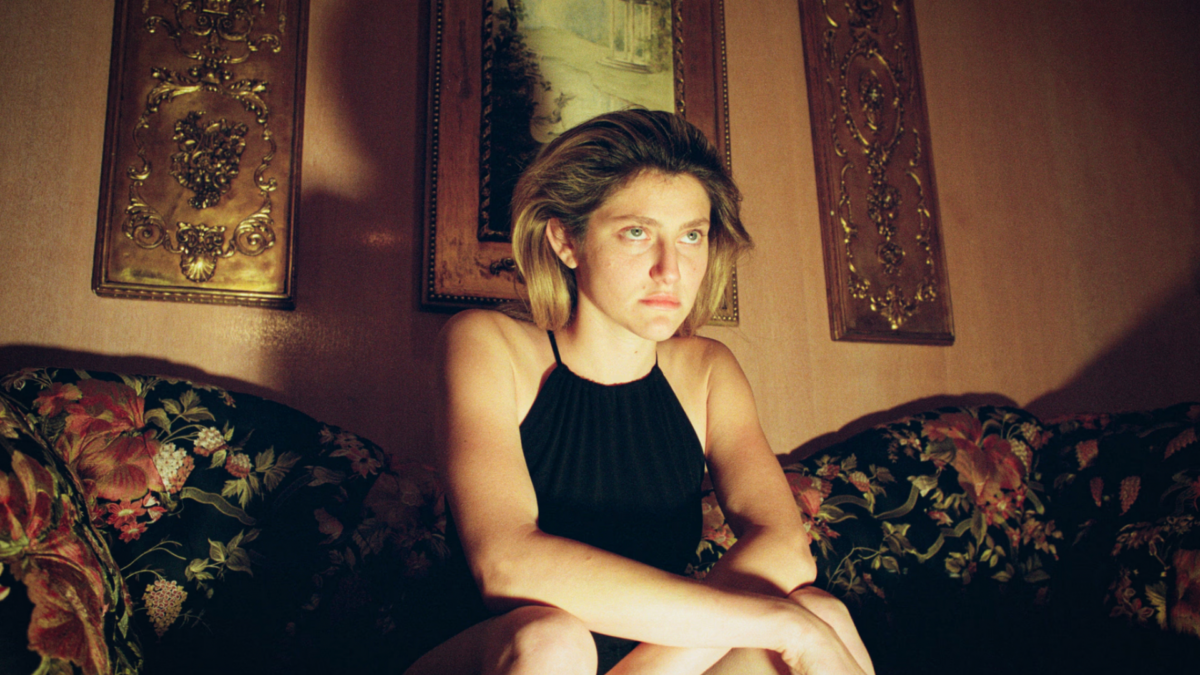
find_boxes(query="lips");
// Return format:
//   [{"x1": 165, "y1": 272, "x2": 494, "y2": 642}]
[{"x1": 640, "y1": 293, "x2": 681, "y2": 309}]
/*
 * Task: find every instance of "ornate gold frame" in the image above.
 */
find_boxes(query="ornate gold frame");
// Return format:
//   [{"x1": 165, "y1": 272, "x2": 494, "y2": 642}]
[
  {"x1": 422, "y1": 0, "x2": 738, "y2": 324},
  {"x1": 799, "y1": 0, "x2": 953, "y2": 343},
  {"x1": 93, "y1": 0, "x2": 308, "y2": 309}
]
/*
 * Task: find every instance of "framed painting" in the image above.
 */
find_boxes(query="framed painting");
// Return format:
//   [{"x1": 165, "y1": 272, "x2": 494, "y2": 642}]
[
  {"x1": 93, "y1": 0, "x2": 308, "y2": 309},
  {"x1": 423, "y1": 0, "x2": 738, "y2": 324},
  {"x1": 799, "y1": 0, "x2": 954, "y2": 343}
]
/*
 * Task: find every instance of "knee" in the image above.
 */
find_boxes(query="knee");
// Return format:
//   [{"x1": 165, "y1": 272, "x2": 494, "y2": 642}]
[{"x1": 487, "y1": 606, "x2": 596, "y2": 675}]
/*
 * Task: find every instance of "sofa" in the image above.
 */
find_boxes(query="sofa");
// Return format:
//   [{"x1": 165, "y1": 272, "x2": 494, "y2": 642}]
[{"x1": 1, "y1": 367, "x2": 1197, "y2": 674}]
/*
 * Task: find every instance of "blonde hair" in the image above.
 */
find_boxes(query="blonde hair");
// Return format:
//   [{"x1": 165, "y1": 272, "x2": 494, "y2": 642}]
[{"x1": 510, "y1": 109, "x2": 751, "y2": 335}]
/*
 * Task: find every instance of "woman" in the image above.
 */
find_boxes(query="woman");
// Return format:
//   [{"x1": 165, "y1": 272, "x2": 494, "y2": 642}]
[{"x1": 408, "y1": 110, "x2": 874, "y2": 675}]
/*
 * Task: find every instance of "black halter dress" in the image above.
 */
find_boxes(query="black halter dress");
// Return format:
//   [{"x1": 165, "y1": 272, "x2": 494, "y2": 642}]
[
  {"x1": 420, "y1": 332, "x2": 708, "y2": 672},
  {"x1": 521, "y1": 331, "x2": 707, "y2": 574}
]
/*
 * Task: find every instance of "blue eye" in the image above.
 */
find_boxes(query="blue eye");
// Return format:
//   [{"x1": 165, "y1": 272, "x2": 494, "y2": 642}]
[
  {"x1": 683, "y1": 230, "x2": 703, "y2": 243},
  {"x1": 625, "y1": 227, "x2": 647, "y2": 240}
]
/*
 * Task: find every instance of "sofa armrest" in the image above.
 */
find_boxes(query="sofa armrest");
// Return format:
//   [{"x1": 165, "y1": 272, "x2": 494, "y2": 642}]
[{"x1": 1, "y1": 394, "x2": 142, "y2": 675}]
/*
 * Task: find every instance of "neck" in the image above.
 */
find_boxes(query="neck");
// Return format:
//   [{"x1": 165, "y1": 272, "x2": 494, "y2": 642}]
[{"x1": 555, "y1": 318, "x2": 658, "y2": 385}]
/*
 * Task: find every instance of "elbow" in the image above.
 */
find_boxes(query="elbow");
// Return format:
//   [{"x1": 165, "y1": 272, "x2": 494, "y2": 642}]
[
  {"x1": 472, "y1": 553, "x2": 521, "y2": 612},
  {"x1": 469, "y1": 542, "x2": 542, "y2": 613},
  {"x1": 795, "y1": 557, "x2": 818, "y2": 587},
  {"x1": 728, "y1": 522, "x2": 818, "y2": 592},
  {"x1": 786, "y1": 526, "x2": 818, "y2": 587}
]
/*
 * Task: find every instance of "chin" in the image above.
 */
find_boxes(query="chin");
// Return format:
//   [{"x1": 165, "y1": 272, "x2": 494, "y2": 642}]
[{"x1": 634, "y1": 316, "x2": 688, "y2": 342}]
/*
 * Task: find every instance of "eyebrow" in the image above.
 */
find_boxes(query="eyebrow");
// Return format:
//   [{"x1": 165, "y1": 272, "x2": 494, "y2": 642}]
[{"x1": 615, "y1": 215, "x2": 711, "y2": 229}]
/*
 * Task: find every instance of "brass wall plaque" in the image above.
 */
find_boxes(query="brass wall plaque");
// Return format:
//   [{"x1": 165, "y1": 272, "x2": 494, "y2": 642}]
[
  {"x1": 423, "y1": 0, "x2": 738, "y2": 324},
  {"x1": 799, "y1": 0, "x2": 953, "y2": 343},
  {"x1": 93, "y1": 0, "x2": 308, "y2": 309}
]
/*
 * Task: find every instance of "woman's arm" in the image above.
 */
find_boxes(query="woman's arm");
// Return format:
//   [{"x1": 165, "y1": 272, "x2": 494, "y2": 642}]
[
  {"x1": 609, "y1": 339, "x2": 873, "y2": 674},
  {"x1": 700, "y1": 339, "x2": 815, "y2": 594},
  {"x1": 437, "y1": 312, "x2": 837, "y2": 660}
]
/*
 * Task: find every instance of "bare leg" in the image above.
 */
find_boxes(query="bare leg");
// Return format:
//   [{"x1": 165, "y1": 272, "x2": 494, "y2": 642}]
[
  {"x1": 700, "y1": 648, "x2": 789, "y2": 675},
  {"x1": 404, "y1": 605, "x2": 598, "y2": 675}
]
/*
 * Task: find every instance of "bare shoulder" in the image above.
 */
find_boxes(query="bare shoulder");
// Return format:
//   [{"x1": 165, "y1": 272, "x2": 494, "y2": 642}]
[
  {"x1": 440, "y1": 309, "x2": 545, "y2": 360},
  {"x1": 657, "y1": 335, "x2": 744, "y2": 407},
  {"x1": 657, "y1": 337, "x2": 749, "y2": 450},
  {"x1": 440, "y1": 310, "x2": 553, "y2": 417},
  {"x1": 441, "y1": 307, "x2": 529, "y2": 341},
  {"x1": 658, "y1": 335, "x2": 740, "y2": 381}
]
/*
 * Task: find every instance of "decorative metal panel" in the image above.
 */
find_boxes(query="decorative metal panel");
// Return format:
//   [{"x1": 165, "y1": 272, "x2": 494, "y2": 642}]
[
  {"x1": 94, "y1": 0, "x2": 308, "y2": 309},
  {"x1": 799, "y1": 0, "x2": 953, "y2": 343}
]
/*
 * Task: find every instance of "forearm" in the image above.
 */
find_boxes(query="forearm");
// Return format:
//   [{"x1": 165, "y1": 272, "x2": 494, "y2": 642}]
[
  {"x1": 606, "y1": 525, "x2": 816, "y2": 674},
  {"x1": 474, "y1": 526, "x2": 800, "y2": 653},
  {"x1": 701, "y1": 524, "x2": 816, "y2": 596}
]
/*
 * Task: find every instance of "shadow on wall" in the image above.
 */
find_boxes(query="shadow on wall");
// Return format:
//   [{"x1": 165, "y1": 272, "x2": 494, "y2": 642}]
[
  {"x1": 0, "y1": 345, "x2": 275, "y2": 404},
  {"x1": 786, "y1": 257, "x2": 1200, "y2": 462},
  {"x1": 783, "y1": 391, "x2": 1021, "y2": 463},
  {"x1": 251, "y1": 0, "x2": 449, "y2": 463},
  {"x1": 1026, "y1": 259, "x2": 1200, "y2": 420}
]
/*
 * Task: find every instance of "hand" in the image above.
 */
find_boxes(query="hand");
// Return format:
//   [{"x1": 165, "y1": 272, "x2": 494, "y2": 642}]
[
  {"x1": 776, "y1": 616, "x2": 866, "y2": 675},
  {"x1": 778, "y1": 587, "x2": 874, "y2": 675},
  {"x1": 779, "y1": 636, "x2": 867, "y2": 675}
]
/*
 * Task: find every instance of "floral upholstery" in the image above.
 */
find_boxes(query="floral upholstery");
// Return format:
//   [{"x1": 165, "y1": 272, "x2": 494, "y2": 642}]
[
  {"x1": 0, "y1": 369, "x2": 444, "y2": 675},
  {"x1": 782, "y1": 406, "x2": 1057, "y2": 598},
  {"x1": 775, "y1": 404, "x2": 1200, "y2": 674},
  {"x1": 1, "y1": 395, "x2": 140, "y2": 675},
  {"x1": 3, "y1": 365, "x2": 1197, "y2": 674},
  {"x1": 1040, "y1": 404, "x2": 1200, "y2": 637},
  {"x1": 774, "y1": 406, "x2": 1071, "y2": 673}
]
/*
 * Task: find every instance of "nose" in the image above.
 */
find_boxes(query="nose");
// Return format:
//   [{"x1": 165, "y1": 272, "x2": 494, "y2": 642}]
[{"x1": 650, "y1": 239, "x2": 680, "y2": 284}]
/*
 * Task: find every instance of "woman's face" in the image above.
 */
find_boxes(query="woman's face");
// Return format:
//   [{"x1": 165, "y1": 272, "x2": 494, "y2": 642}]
[{"x1": 555, "y1": 170, "x2": 711, "y2": 343}]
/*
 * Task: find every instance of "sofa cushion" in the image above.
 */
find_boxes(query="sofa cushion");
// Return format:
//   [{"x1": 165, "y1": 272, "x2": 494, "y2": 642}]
[
  {"x1": 777, "y1": 406, "x2": 1072, "y2": 673},
  {"x1": 769, "y1": 403, "x2": 1200, "y2": 673},
  {"x1": 1, "y1": 368, "x2": 430, "y2": 674},
  {"x1": 0, "y1": 395, "x2": 141, "y2": 675},
  {"x1": 1042, "y1": 403, "x2": 1200, "y2": 639},
  {"x1": 782, "y1": 406, "x2": 1058, "y2": 601}
]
